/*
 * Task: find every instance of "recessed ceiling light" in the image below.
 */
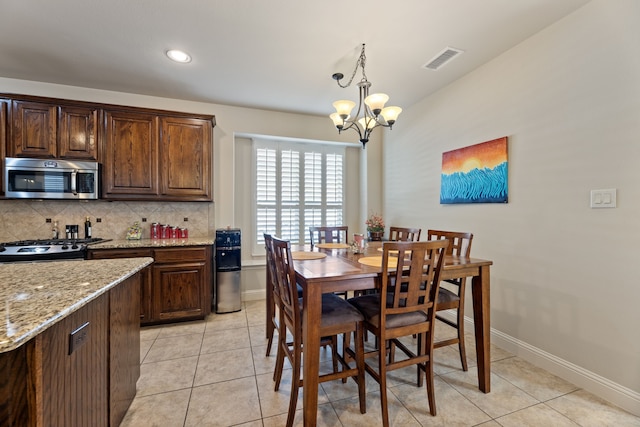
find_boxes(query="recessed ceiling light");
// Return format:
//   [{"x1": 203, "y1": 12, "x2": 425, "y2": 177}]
[{"x1": 166, "y1": 49, "x2": 192, "y2": 63}]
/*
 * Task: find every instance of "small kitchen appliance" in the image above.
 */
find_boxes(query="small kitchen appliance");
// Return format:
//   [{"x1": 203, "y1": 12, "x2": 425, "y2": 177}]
[
  {"x1": 215, "y1": 228, "x2": 242, "y2": 313},
  {"x1": 4, "y1": 157, "x2": 99, "y2": 200}
]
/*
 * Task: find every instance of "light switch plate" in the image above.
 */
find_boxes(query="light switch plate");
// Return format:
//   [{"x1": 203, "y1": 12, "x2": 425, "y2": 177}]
[{"x1": 590, "y1": 189, "x2": 617, "y2": 208}]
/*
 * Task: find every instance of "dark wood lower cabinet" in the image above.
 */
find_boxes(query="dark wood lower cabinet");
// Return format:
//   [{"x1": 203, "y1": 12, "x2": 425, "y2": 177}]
[
  {"x1": 152, "y1": 247, "x2": 209, "y2": 322},
  {"x1": 0, "y1": 272, "x2": 141, "y2": 427},
  {"x1": 87, "y1": 245, "x2": 212, "y2": 325},
  {"x1": 87, "y1": 248, "x2": 154, "y2": 323}
]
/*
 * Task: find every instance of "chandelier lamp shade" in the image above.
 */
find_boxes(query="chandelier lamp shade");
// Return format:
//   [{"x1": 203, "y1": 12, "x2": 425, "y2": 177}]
[{"x1": 330, "y1": 44, "x2": 402, "y2": 147}]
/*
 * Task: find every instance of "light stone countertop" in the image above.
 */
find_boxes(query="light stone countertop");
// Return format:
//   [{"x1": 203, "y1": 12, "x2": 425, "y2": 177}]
[
  {"x1": 88, "y1": 236, "x2": 215, "y2": 250},
  {"x1": 0, "y1": 257, "x2": 154, "y2": 353}
]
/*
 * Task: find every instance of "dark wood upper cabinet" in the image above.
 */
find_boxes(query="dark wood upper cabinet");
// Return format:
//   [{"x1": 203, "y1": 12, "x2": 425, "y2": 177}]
[
  {"x1": 10, "y1": 100, "x2": 57, "y2": 158},
  {"x1": 58, "y1": 105, "x2": 98, "y2": 159},
  {"x1": 102, "y1": 111, "x2": 213, "y2": 201},
  {"x1": 1, "y1": 93, "x2": 215, "y2": 201},
  {"x1": 160, "y1": 116, "x2": 212, "y2": 200},
  {"x1": 8, "y1": 99, "x2": 98, "y2": 160},
  {"x1": 103, "y1": 110, "x2": 159, "y2": 197}
]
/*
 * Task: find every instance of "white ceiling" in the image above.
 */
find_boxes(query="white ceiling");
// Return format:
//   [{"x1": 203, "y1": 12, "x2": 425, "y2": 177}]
[{"x1": 0, "y1": 0, "x2": 590, "y2": 116}]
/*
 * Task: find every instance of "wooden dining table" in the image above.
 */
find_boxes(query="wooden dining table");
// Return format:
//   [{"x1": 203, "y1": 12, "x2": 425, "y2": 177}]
[{"x1": 291, "y1": 242, "x2": 494, "y2": 426}]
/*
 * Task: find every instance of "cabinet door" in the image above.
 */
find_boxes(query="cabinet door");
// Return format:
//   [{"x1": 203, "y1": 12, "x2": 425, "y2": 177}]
[
  {"x1": 10, "y1": 100, "x2": 57, "y2": 157},
  {"x1": 153, "y1": 261, "x2": 207, "y2": 321},
  {"x1": 87, "y1": 249, "x2": 153, "y2": 324},
  {"x1": 0, "y1": 99, "x2": 7, "y2": 196},
  {"x1": 103, "y1": 110, "x2": 159, "y2": 197},
  {"x1": 58, "y1": 105, "x2": 98, "y2": 160},
  {"x1": 160, "y1": 117, "x2": 212, "y2": 200}
]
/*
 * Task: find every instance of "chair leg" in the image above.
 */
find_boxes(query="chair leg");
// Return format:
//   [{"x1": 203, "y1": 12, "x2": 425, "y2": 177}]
[
  {"x1": 286, "y1": 346, "x2": 302, "y2": 427},
  {"x1": 331, "y1": 335, "x2": 339, "y2": 374},
  {"x1": 456, "y1": 308, "x2": 468, "y2": 371},
  {"x1": 355, "y1": 324, "x2": 366, "y2": 414},
  {"x1": 422, "y1": 330, "x2": 437, "y2": 416},
  {"x1": 273, "y1": 340, "x2": 284, "y2": 387},
  {"x1": 425, "y1": 351, "x2": 436, "y2": 415},
  {"x1": 417, "y1": 333, "x2": 424, "y2": 388},
  {"x1": 266, "y1": 318, "x2": 275, "y2": 357},
  {"x1": 344, "y1": 328, "x2": 352, "y2": 352},
  {"x1": 379, "y1": 344, "x2": 390, "y2": 427},
  {"x1": 273, "y1": 325, "x2": 286, "y2": 386}
]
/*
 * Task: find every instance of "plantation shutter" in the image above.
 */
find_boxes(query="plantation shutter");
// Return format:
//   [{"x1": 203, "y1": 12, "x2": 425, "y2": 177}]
[{"x1": 253, "y1": 139, "x2": 344, "y2": 252}]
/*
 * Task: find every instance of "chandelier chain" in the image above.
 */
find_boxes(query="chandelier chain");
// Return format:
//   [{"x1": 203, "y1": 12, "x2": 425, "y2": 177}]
[{"x1": 336, "y1": 44, "x2": 368, "y2": 88}]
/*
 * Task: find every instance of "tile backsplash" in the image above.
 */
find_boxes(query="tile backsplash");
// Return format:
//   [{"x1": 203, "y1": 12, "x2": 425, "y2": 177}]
[{"x1": 0, "y1": 200, "x2": 215, "y2": 242}]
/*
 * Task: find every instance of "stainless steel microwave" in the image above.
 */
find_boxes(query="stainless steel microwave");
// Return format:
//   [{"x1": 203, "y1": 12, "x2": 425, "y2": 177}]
[{"x1": 4, "y1": 157, "x2": 99, "y2": 200}]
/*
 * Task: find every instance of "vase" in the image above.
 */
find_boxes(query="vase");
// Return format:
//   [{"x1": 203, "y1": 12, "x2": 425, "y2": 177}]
[{"x1": 368, "y1": 230, "x2": 384, "y2": 241}]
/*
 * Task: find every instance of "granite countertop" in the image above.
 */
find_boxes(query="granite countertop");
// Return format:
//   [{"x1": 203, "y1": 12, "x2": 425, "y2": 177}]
[
  {"x1": 0, "y1": 257, "x2": 153, "y2": 353},
  {"x1": 88, "y1": 236, "x2": 215, "y2": 250}
]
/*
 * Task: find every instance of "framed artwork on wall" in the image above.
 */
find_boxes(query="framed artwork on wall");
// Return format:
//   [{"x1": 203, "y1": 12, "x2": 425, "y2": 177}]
[{"x1": 440, "y1": 136, "x2": 508, "y2": 204}]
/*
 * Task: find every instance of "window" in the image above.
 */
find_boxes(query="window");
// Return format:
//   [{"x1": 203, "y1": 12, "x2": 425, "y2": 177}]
[{"x1": 253, "y1": 139, "x2": 344, "y2": 253}]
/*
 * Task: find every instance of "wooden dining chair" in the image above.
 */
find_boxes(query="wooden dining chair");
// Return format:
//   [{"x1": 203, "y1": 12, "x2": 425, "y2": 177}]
[
  {"x1": 388, "y1": 226, "x2": 422, "y2": 242},
  {"x1": 264, "y1": 234, "x2": 279, "y2": 357},
  {"x1": 269, "y1": 236, "x2": 366, "y2": 427},
  {"x1": 347, "y1": 240, "x2": 448, "y2": 425},
  {"x1": 264, "y1": 233, "x2": 304, "y2": 356},
  {"x1": 427, "y1": 229, "x2": 474, "y2": 371},
  {"x1": 309, "y1": 225, "x2": 350, "y2": 298},
  {"x1": 309, "y1": 226, "x2": 348, "y2": 245}
]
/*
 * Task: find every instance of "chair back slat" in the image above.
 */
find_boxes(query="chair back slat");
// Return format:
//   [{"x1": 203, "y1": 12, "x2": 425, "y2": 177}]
[
  {"x1": 427, "y1": 230, "x2": 472, "y2": 257},
  {"x1": 427, "y1": 230, "x2": 473, "y2": 286},
  {"x1": 389, "y1": 226, "x2": 422, "y2": 242},
  {"x1": 270, "y1": 236, "x2": 300, "y2": 329},
  {"x1": 309, "y1": 226, "x2": 348, "y2": 245},
  {"x1": 264, "y1": 234, "x2": 279, "y2": 301},
  {"x1": 379, "y1": 240, "x2": 448, "y2": 329}
]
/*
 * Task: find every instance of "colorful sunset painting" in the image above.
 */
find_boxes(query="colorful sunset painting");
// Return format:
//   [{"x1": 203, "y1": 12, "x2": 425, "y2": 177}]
[{"x1": 440, "y1": 137, "x2": 508, "y2": 204}]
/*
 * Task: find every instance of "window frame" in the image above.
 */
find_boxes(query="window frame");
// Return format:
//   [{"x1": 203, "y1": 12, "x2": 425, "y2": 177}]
[{"x1": 251, "y1": 138, "x2": 345, "y2": 255}]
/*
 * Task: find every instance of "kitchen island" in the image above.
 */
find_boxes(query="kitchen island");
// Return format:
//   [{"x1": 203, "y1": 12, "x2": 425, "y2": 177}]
[{"x1": 0, "y1": 257, "x2": 153, "y2": 427}]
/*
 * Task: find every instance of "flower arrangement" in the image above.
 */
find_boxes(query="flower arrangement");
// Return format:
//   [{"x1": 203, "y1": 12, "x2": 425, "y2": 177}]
[{"x1": 365, "y1": 213, "x2": 385, "y2": 232}]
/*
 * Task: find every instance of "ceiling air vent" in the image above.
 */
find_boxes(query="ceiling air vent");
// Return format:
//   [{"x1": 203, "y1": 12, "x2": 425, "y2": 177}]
[{"x1": 423, "y1": 47, "x2": 464, "y2": 71}]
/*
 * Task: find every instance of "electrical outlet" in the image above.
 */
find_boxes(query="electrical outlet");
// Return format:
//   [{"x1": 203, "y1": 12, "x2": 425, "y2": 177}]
[
  {"x1": 45, "y1": 218, "x2": 52, "y2": 223},
  {"x1": 69, "y1": 322, "x2": 90, "y2": 355},
  {"x1": 96, "y1": 218, "x2": 102, "y2": 223},
  {"x1": 184, "y1": 217, "x2": 189, "y2": 222},
  {"x1": 141, "y1": 218, "x2": 147, "y2": 222}
]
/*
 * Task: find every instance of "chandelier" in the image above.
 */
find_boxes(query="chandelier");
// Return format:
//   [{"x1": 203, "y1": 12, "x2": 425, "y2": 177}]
[{"x1": 330, "y1": 44, "x2": 402, "y2": 148}]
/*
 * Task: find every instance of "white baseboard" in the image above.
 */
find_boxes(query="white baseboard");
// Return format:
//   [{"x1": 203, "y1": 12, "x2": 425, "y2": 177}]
[{"x1": 438, "y1": 311, "x2": 640, "y2": 417}]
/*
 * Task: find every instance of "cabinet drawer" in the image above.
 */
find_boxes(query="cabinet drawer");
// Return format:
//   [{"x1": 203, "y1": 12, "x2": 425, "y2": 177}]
[
  {"x1": 153, "y1": 247, "x2": 208, "y2": 263},
  {"x1": 88, "y1": 248, "x2": 152, "y2": 259}
]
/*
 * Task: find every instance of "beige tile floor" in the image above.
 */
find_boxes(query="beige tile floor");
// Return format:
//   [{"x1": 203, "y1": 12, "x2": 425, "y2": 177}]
[{"x1": 120, "y1": 300, "x2": 640, "y2": 427}]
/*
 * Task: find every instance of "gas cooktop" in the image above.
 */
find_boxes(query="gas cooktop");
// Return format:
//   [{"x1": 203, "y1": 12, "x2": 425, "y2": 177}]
[{"x1": 0, "y1": 238, "x2": 110, "y2": 262}]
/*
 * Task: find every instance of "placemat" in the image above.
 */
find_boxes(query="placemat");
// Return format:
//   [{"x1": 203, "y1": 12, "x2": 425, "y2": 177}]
[
  {"x1": 291, "y1": 251, "x2": 327, "y2": 260},
  {"x1": 315, "y1": 243, "x2": 350, "y2": 249},
  {"x1": 376, "y1": 247, "x2": 411, "y2": 255},
  {"x1": 358, "y1": 256, "x2": 398, "y2": 269}
]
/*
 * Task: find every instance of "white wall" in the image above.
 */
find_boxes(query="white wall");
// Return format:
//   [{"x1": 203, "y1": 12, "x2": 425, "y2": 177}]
[{"x1": 384, "y1": 0, "x2": 640, "y2": 414}]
